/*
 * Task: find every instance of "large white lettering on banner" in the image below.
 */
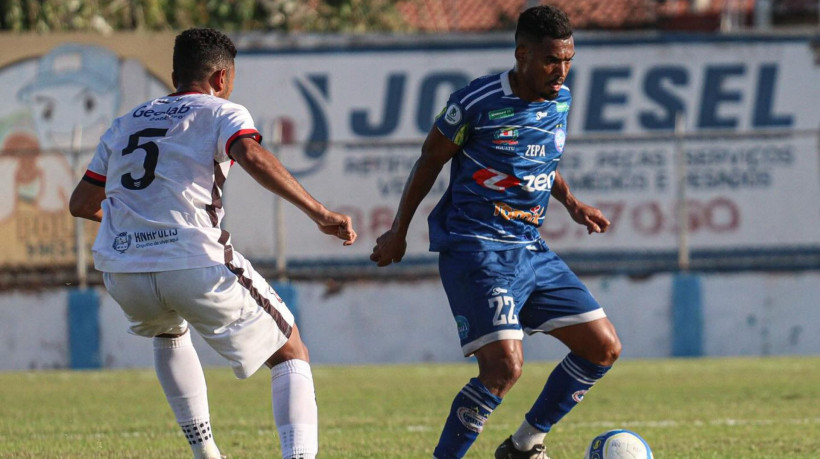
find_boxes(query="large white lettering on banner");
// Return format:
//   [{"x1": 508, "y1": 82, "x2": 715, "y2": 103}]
[{"x1": 224, "y1": 37, "x2": 820, "y2": 273}]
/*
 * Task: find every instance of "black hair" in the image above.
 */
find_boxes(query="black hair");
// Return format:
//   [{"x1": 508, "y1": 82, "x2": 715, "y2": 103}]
[
  {"x1": 173, "y1": 28, "x2": 237, "y2": 85},
  {"x1": 515, "y1": 5, "x2": 573, "y2": 44}
]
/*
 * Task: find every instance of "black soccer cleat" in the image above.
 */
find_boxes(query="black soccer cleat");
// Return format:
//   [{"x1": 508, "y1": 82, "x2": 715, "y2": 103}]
[{"x1": 494, "y1": 436, "x2": 550, "y2": 459}]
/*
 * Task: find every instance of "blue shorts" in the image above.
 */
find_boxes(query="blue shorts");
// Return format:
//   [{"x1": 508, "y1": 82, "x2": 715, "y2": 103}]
[{"x1": 438, "y1": 244, "x2": 606, "y2": 356}]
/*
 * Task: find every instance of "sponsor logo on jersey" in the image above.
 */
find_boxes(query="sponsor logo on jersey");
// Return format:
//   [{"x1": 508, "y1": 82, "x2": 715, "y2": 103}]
[
  {"x1": 556, "y1": 101, "x2": 569, "y2": 112},
  {"x1": 535, "y1": 110, "x2": 549, "y2": 120},
  {"x1": 133, "y1": 229, "x2": 178, "y2": 243},
  {"x1": 456, "y1": 407, "x2": 487, "y2": 433},
  {"x1": 132, "y1": 228, "x2": 180, "y2": 248},
  {"x1": 572, "y1": 389, "x2": 588, "y2": 403},
  {"x1": 472, "y1": 168, "x2": 521, "y2": 191},
  {"x1": 554, "y1": 128, "x2": 566, "y2": 153},
  {"x1": 493, "y1": 202, "x2": 545, "y2": 225},
  {"x1": 525, "y1": 144, "x2": 547, "y2": 157},
  {"x1": 521, "y1": 171, "x2": 556, "y2": 192},
  {"x1": 455, "y1": 315, "x2": 470, "y2": 339},
  {"x1": 492, "y1": 128, "x2": 518, "y2": 145},
  {"x1": 444, "y1": 103, "x2": 463, "y2": 125},
  {"x1": 488, "y1": 107, "x2": 514, "y2": 120},
  {"x1": 112, "y1": 232, "x2": 131, "y2": 253},
  {"x1": 132, "y1": 103, "x2": 191, "y2": 119}
]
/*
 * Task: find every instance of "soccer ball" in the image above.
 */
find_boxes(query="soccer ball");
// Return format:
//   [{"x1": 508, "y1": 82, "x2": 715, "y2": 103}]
[{"x1": 584, "y1": 429, "x2": 653, "y2": 459}]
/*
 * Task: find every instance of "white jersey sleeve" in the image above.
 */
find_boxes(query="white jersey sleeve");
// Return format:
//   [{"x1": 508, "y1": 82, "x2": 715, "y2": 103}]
[
  {"x1": 84, "y1": 119, "x2": 117, "y2": 184},
  {"x1": 216, "y1": 102, "x2": 262, "y2": 163},
  {"x1": 85, "y1": 92, "x2": 261, "y2": 273}
]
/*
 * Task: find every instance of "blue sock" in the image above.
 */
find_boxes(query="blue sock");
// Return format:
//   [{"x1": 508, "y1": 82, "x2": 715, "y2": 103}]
[
  {"x1": 525, "y1": 353, "x2": 611, "y2": 432},
  {"x1": 433, "y1": 377, "x2": 502, "y2": 459}
]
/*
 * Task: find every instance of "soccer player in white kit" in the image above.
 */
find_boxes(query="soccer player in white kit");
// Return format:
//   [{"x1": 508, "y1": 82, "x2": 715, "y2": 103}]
[{"x1": 69, "y1": 28, "x2": 357, "y2": 459}]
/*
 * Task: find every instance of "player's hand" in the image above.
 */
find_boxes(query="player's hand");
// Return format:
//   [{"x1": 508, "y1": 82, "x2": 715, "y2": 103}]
[
  {"x1": 369, "y1": 229, "x2": 408, "y2": 267},
  {"x1": 315, "y1": 210, "x2": 357, "y2": 246},
  {"x1": 569, "y1": 202, "x2": 610, "y2": 234}
]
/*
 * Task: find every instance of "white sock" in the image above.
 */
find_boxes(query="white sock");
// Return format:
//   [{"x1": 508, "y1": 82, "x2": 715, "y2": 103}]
[
  {"x1": 154, "y1": 331, "x2": 221, "y2": 459},
  {"x1": 511, "y1": 420, "x2": 547, "y2": 452},
  {"x1": 270, "y1": 359, "x2": 318, "y2": 459}
]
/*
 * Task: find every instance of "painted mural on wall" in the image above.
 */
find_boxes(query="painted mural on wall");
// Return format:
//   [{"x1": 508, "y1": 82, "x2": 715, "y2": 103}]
[{"x1": 0, "y1": 43, "x2": 168, "y2": 268}]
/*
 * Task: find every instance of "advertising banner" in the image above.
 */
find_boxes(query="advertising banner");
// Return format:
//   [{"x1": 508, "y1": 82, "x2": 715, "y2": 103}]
[
  {"x1": 225, "y1": 36, "x2": 820, "y2": 273},
  {"x1": 1, "y1": 33, "x2": 817, "y2": 274}
]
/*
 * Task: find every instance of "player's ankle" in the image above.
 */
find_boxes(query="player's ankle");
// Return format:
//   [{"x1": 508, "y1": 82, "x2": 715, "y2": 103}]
[{"x1": 192, "y1": 440, "x2": 222, "y2": 459}]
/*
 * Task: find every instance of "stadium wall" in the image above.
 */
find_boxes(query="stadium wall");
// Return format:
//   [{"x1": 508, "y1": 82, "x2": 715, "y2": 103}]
[{"x1": 1, "y1": 271, "x2": 818, "y2": 370}]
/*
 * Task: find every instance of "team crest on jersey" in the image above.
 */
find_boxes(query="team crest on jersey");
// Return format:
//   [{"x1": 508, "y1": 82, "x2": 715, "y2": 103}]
[
  {"x1": 554, "y1": 128, "x2": 566, "y2": 153},
  {"x1": 112, "y1": 232, "x2": 131, "y2": 253},
  {"x1": 444, "y1": 103, "x2": 463, "y2": 125},
  {"x1": 492, "y1": 128, "x2": 518, "y2": 145}
]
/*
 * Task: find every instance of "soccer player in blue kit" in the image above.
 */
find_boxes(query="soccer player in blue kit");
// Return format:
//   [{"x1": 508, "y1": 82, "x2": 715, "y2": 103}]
[{"x1": 370, "y1": 5, "x2": 621, "y2": 459}]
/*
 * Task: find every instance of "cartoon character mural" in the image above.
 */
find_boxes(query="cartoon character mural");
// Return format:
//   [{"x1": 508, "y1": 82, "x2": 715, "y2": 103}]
[{"x1": 0, "y1": 43, "x2": 168, "y2": 267}]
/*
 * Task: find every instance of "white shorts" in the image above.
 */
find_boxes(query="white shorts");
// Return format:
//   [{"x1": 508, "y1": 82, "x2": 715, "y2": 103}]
[{"x1": 103, "y1": 251, "x2": 294, "y2": 379}]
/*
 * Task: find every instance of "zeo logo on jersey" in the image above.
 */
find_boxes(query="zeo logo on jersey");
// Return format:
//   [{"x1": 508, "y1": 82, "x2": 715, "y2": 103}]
[
  {"x1": 444, "y1": 103, "x2": 462, "y2": 125},
  {"x1": 554, "y1": 128, "x2": 566, "y2": 153}
]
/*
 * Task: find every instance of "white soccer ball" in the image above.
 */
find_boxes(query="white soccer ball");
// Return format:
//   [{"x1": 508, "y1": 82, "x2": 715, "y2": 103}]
[{"x1": 584, "y1": 429, "x2": 653, "y2": 459}]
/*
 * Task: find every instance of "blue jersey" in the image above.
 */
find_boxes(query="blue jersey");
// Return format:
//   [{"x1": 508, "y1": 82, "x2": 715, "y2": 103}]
[{"x1": 429, "y1": 71, "x2": 571, "y2": 252}]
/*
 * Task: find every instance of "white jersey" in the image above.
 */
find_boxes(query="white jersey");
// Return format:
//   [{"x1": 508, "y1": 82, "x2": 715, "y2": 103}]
[{"x1": 84, "y1": 92, "x2": 261, "y2": 272}]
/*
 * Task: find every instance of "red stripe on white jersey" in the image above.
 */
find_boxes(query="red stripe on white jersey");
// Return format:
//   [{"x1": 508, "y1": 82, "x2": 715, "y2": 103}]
[
  {"x1": 85, "y1": 170, "x2": 106, "y2": 182},
  {"x1": 226, "y1": 129, "x2": 262, "y2": 156}
]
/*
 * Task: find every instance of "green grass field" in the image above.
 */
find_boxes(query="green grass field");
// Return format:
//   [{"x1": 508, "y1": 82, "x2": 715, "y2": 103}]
[{"x1": 1, "y1": 357, "x2": 819, "y2": 458}]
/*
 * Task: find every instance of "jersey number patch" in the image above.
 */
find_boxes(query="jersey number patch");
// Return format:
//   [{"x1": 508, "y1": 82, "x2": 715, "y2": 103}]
[
  {"x1": 489, "y1": 295, "x2": 518, "y2": 326},
  {"x1": 121, "y1": 128, "x2": 168, "y2": 190}
]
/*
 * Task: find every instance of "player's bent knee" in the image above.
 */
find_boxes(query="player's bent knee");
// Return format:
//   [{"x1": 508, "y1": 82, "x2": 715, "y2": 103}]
[
  {"x1": 266, "y1": 326, "x2": 310, "y2": 367},
  {"x1": 597, "y1": 334, "x2": 622, "y2": 366},
  {"x1": 591, "y1": 319, "x2": 622, "y2": 365},
  {"x1": 478, "y1": 358, "x2": 523, "y2": 394},
  {"x1": 573, "y1": 333, "x2": 621, "y2": 366}
]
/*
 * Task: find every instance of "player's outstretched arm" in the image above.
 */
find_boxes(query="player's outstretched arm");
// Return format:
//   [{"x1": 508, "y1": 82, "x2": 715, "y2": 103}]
[
  {"x1": 551, "y1": 170, "x2": 610, "y2": 234},
  {"x1": 69, "y1": 179, "x2": 106, "y2": 222},
  {"x1": 370, "y1": 127, "x2": 459, "y2": 266},
  {"x1": 231, "y1": 137, "x2": 356, "y2": 246}
]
